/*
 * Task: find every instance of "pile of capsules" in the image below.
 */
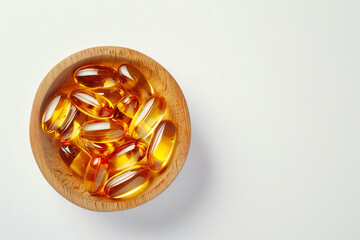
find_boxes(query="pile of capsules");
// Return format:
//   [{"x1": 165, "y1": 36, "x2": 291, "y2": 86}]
[{"x1": 41, "y1": 64, "x2": 176, "y2": 200}]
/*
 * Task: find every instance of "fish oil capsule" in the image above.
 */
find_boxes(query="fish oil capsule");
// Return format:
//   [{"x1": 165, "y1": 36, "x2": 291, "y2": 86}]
[
  {"x1": 84, "y1": 155, "x2": 109, "y2": 194},
  {"x1": 104, "y1": 165, "x2": 150, "y2": 199},
  {"x1": 74, "y1": 65, "x2": 120, "y2": 89},
  {"x1": 55, "y1": 105, "x2": 80, "y2": 142},
  {"x1": 82, "y1": 140, "x2": 115, "y2": 156},
  {"x1": 59, "y1": 143, "x2": 91, "y2": 177},
  {"x1": 108, "y1": 141, "x2": 147, "y2": 176},
  {"x1": 94, "y1": 88, "x2": 124, "y2": 106},
  {"x1": 70, "y1": 89, "x2": 114, "y2": 119},
  {"x1": 41, "y1": 94, "x2": 71, "y2": 133},
  {"x1": 117, "y1": 95, "x2": 139, "y2": 118},
  {"x1": 148, "y1": 120, "x2": 176, "y2": 171},
  {"x1": 80, "y1": 118, "x2": 128, "y2": 143},
  {"x1": 118, "y1": 64, "x2": 154, "y2": 100},
  {"x1": 129, "y1": 96, "x2": 166, "y2": 140}
]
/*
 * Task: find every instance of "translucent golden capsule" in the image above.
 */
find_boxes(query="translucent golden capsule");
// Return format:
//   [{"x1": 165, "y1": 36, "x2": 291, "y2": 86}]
[
  {"x1": 80, "y1": 118, "x2": 128, "y2": 143},
  {"x1": 117, "y1": 95, "x2": 139, "y2": 118},
  {"x1": 108, "y1": 141, "x2": 147, "y2": 176},
  {"x1": 94, "y1": 88, "x2": 124, "y2": 106},
  {"x1": 84, "y1": 155, "x2": 109, "y2": 194},
  {"x1": 74, "y1": 65, "x2": 120, "y2": 89},
  {"x1": 148, "y1": 120, "x2": 176, "y2": 171},
  {"x1": 55, "y1": 105, "x2": 80, "y2": 142},
  {"x1": 41, "y1": 94, "x2": 71, "y2": 133},
  {"x1": 59, "y1": 143, "x2": 91, "y2": 177},
  {"x1": 82, "y1": 140, "x2": 115, "y2": 156},
  {"x1": 129, "y1": 96, "x2": 166, "y2": 140},
  {"x1": 118, "y1": 64, "x2": 154, "y2": 100},
  {"x1": 70, "y1": 89, "x2": 114, "y2": 119},
  {"x1": 104, "y1": 165, "x2": 150, "y2": 199}
]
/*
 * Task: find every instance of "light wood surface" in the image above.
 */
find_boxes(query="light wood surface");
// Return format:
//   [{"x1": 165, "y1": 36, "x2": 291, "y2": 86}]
[{"x1": 29, "y1": 46, "x2": 191, "y2": 212}]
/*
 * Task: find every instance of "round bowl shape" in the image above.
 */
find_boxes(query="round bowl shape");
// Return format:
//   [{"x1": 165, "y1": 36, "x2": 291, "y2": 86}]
[{"x1": 29, "y1": 46, "x2": 191, "y2": 212}]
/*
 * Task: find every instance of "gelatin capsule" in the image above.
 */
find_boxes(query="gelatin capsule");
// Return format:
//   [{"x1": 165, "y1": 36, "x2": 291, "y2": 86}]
[
  {"x1": 70, "y1": 89, "x2": 114, "y2": 119},
  {"x1": 56, "y1": 121, "x2": 81, "y2": 143},
  {"x1": 82, "y1": 140, "x2": 115, "y2": 156},
  {"x1": 55, "y1": 105, "x2": 80, "y2": 142},
  {"x1": 41, "y1": 94, "x2": 71, "y2": 133},
  {"x1": 74, "y1": 65, "x2": 120, "y2": 89},
  {"x1": 129, "y1": 97, "x2": 166, "y2": 139},
  {"x1": 104, "y1": 165, "x2": 150, "y2": 199},
  {"x1": 94, "y1": 87, "x2": 124, "y2": 106},
  {"x1": 148, "y1": 120, "x2": 176, "y2": 171},
  {"x1": 117, "y1": 95, "x2": 139, "y2": 118},
  {"x1": 84, "y1": 155, "x2": 109, "y2": 194},
  {"x1": 108, "y1": 141, "x2": 147, "y2": 176},
  {"x1": 59, "y1": 143, "x2": 91, "y2": 177},
  {"x1": 118, "y1": 64, "x2": 154, "y2": 100},
  {"x1": 80, "y1": 118, "x2": 128, "y2": 143}
]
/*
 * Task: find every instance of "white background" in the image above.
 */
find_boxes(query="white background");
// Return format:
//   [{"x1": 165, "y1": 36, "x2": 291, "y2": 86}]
[{"x1": 1, "y1": 0, "x2": 360, "y2": 239}]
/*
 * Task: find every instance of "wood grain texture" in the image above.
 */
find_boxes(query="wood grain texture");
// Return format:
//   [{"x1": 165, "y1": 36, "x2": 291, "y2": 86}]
[{"x1": 29, "y1": 46, "x2": 191, "y2": 212}]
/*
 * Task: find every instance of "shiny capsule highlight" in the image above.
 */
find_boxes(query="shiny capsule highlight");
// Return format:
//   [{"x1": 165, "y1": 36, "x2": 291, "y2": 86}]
[
  {"x1": 80, "y1": 118, "x2": 128, "y2": 143},
  {"x1": 148, "y1": 120, "x2": 176, "y2": 171},
  {"x1": 74, "y1": 65, "x2": 120, "y2": 89},
  {"x1": 116, "y1": 95, "x2": 139, "y2": 118},
  {"x1": 104, "y1": 165, "x2": 150, "y2": 199},
  {"x1": 129, "y1": 96, "x2": 166, "y2": 139},
  {"x1": 55, "y1": 105, "x2": 81, "y2": 142},
  {"x1": 59, "y1": 143, "x2": 91, "y2": 177},
  {"x1": 41, "y1": 94, "x2": 71, "y2": 133},
  {"x1": 94, "y1": 88, "x2": 124, "y2": 106},
  {"x1": 118, "y1": 64, "x2": 154, "y2": 100},
  {"x1": 70, "y1": 89, "x2": 114, "y2": 119},
  {"x1": 108, "y1": 141, "x2": 147, "y2": 176},
  {"x1": 82, "y1": 140, "x2": 115, "y2": 156}
]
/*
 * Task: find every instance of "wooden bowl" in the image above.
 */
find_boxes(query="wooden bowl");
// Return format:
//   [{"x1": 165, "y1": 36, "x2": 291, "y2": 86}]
[{"x1": 29, "y1": 46, "x2": 191, "y2": 211}]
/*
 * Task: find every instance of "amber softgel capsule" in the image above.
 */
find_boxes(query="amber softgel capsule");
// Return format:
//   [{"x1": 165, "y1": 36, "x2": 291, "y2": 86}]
[
  {"x1": 108, "y1": 141, "x2": 147, "y2": 176},
  {"x1": 70, "y1": 89, "x2": 114, "y2": 119},
  {"x1": 74, "y1": 65, "x2": 120, "y2": 89},
  {"x1": 41, "y1": 94, "x2": 71, "y2": 133},
  {"x1": 118, "y1": 64, "x2": 154, "y2": 100},
  {"x1": 116, "y1": 95, "x2": 139, "y2": 118},
  {"x1": 59, "y1": 143, "x2": 91, "y2": 177},
  {"x1": 54, "y1": 105, "x2": 89, "y2": 142},
  {"x1": 84, "y1": 155, "x2": 109, "y2": 194},
  {"x1": 82, "y1": 140, "x2": 115, "y2": 156},
  {"x1": 80, "y1": 118, "x2": 128, "y2": 143},
  {"x1": 148, "y1": 120, "x2": 176, "y2": 171},
  {"x1": 95, "y1": 88, "x2": 124, "y2": 106},
  {"x1": 104, "y1": 165, "x2": 150, "y2": 199},
  {"x1": 129, "y1": 96, "x2": 167, "y2": 140}
]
